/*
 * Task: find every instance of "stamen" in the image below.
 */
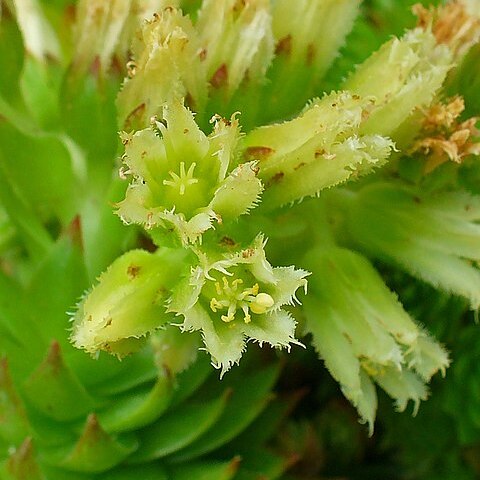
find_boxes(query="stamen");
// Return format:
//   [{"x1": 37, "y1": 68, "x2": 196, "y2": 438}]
[
  {"x1": 208, "y1": 277, "x2": 275, "y2": 323},
  {"x1": 163, "y1": 162, "x2": 199, "y2": 195}
]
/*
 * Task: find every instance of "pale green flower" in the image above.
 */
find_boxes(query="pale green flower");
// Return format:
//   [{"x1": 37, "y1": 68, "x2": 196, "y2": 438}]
[
  {"x1": 117, "y1": 99, "x2": 263, "y2": 244},
  {"x1": 346, "y1": 183, "x2": 480, "y2": 309},
  {"x1": 168, "y1": 236, "x2": 309, "y2": 376},
  {"x1": 303, "y1": 246, "x2": 449, "y2": 432}
]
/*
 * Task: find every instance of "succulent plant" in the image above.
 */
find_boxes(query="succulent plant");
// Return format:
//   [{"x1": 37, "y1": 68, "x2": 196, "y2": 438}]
[{"x1": 1, "y1": 0, "x2": 480, "y2": 478}]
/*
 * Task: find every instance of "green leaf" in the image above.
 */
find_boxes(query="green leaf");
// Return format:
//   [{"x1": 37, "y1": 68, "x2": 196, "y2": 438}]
[
  {"x1": 100, "y1": 465, "x2": 168, "y2": 480},
  {"x1": 168, "y1": 458, "x2": 240, "y2": 480},
  {"x1": 22, "y1": 342, "x2": 94, "y2": 422},
  {"x1": 1, "y1": 438, "x2": 45, "y2": 480},
  {"x1": 20, "y1": 56, "x2": 61, "y2": 130},
  {"x1": 129, "y1": 390, "x2": 230, "y2": 462},
  {"x1": 85, "y1": 347, "x2": 158, "y2": 397},
  {"x1": 97, "y1": 376, "x2": 174, "y2": 433},
  {"x1": 170, "y1": 354, "x2": 213, "y2": 404},
  {"x1": 0, "y1": 359, "x2": 31, "y2": 450},
  {"x1": 0, "y1": 155, "x2": 53, "y2": 260},
  {"x1": 168, "y1": 362, "x2": 280, "y2": 461},
  {"x1": 233, "y1": 449, "x2": 291, "y2": 480},
  {"x1": 25, "y1": 221, "x2": 88, "y2": 352},
  {"x1": 43, "y1": 414, "x2": 137, "y2": 473}
]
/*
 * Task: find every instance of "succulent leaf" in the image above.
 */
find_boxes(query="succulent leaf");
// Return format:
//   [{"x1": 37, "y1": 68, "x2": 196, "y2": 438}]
[
  {"x1": 0, "y1": 359, "x2": 31, "y2": 450},
  {"x1": 22, "y1": 342, "x2": 94, "y2": 422},
  {"x1": 129, "y1": 390, "x2": 229, "y2": 462},
  {"x1": 43, "y1": 414, "x2": 138, "y2": 473}
]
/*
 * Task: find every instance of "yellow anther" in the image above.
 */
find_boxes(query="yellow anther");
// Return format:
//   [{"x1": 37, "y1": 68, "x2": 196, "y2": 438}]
[
  {"x1": 250, "y1": 293, "x2": 275, "y2": 314},
  {"x1": 209, "y1": 277, "x2": 274, "y2": 324},
  {"x1": 241, "y1": 305, "x2": 252, "y2": 323},
  {"x1": 210, "y1": 298, "x2": 220, "y2": 312},
  {"x1": 221, "y1": 312, "x2": 235, "y2": 323}
]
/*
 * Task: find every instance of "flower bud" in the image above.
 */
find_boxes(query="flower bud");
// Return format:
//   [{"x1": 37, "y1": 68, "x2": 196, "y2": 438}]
[
  {"x1": 117, "y1": 7, "x2": 206, "y2": 129},
  {"x1": 303, "y1": 246, "x2": 449, "y2": 432},
  {"x1": 346, "y1": 183, "x2": 480, "y2": 309},
  {"x1": 262, "y1": 0, "x2": 361, "y2": 121},
  {"x1": 71, "y1": 248, "x2": 188, "y2": 357},
  {"x1": 243, "y1": 91, "x2": 394, "y2": 208},
  {"x1": 196, "y1": 0, "x2": 274, "y2": 96},
  {"x1": 344, "y1": 29, "x2": 452, "y2": 138}
]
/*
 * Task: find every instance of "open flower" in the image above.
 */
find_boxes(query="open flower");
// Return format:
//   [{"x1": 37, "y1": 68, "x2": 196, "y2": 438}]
[
  {"x1": 117, "y1": 99, "x2": 263, "y2": 244},
  {"x1": 168, "y1": 235, "x2": 309, "y2": 376}
]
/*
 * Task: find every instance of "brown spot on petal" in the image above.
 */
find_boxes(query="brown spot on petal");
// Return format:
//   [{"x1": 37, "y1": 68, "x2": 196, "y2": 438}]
[
  {"x1": 275, "y1": 35, "x2": 292, "y2": 55},
  {"x1": 127, "y1": 265, "x2": 141, "y2": 279},
  {"x1": 210, "y1": 64, "x2": 228, "y2": 89},
  {"x1": 265, "y1": 172, "x2": 284, "y2": 188},
  {"x1": 244, "y1": 146, "x2": 275, "y2": 162},
  {"x1": 307, "y1": 44, "x2": 315, "y2": 65},
  {"x1": 124, "y1": 103, "x2": 146, "y2": 131},
  {"x1": 220, "y1": 236, "x2": 236, "y2": 247},
  {"x1": 294, "y1": 162, "x2": 306, "y2": 170}
]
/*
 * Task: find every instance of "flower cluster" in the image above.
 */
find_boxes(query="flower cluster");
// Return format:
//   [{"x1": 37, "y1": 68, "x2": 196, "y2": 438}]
[{"x1": 68, "y1": 0, "x2": 480, "y2": 432}]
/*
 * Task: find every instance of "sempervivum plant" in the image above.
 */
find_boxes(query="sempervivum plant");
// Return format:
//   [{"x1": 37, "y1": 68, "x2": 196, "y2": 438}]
[{"x1": 1, "y1": 0, "x2": 480, "y2": 478}]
